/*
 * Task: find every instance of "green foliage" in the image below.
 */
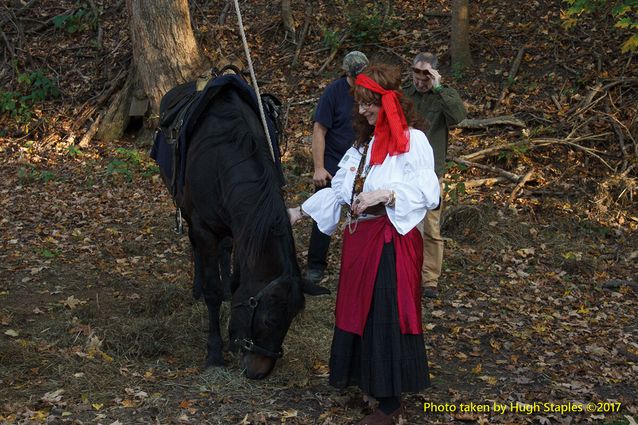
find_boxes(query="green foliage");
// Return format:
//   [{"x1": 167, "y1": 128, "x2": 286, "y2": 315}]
[
  {"x1": 444, "y1": 161, "x2": 468, "y2": 204},
  {"x1": 66, "y1": 145, "x2": 83, "y2": 157},
  {"x1": 498, "y1": 143, "x2": 529, "y2": 162},
  {"x1": 17, "y1": 165, "x2": 59, "y2": 184},
  {"x1": 346, "y1": 1, "x2": 398, "y2": 44},
  {"x1": 39, "y1": 248, "x2": 59, "y2": 259},
  {"x1": 141, "y1": 164, "x2": 160, "y2": 178},
  {"x1": 107, "y1": 159, "x2": 133, "y2": 180},
  {"x1": 444, "y1": 180, "x2": 466, "y2": 204},
  {"x1": 446, "y1": 161, "x2": 469, "y2": 173},
  {"x1": 115, "y1": 147, "x2": 143, "y2": 166},
  {"x1": 562, "y1": 0, "x2": 638, "y2": 52},
  {"x1": 321, "y1": 27, "x2": 341, "y2": 50},
  {"x1": 527, "y1": 125, "x2": 556, "y2": 138},
  {"x1": 0, "y1": 66, "x2": 60, "y2": 124},
  {"x1": 451, "y1": 63, "x2": 465, "y2": 80},
  {"x1": 53, "y1": 7, "x2": 97, "y2": 34},
  {"x1": 106, "y1": 148, "x2": 159, "y2": 181}
]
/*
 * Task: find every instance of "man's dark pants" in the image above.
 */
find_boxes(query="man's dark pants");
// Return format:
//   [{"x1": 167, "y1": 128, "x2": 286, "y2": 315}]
[{"x1": 307, "y1": 183, "x2": 331, "y2": 273}]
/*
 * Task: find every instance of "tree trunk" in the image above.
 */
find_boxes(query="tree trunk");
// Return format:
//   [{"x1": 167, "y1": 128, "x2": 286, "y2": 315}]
[
  {"x1": 451, "y1": 0, "x2": 473, "y2": 71},
  {"x1": 95, "y1": 68, "x2": 136, "y2": 142},
  {"x1": 129, "y1": 0, "x2": 206, "y2": 114},
  {"x1": 100, "y1": 0, "x2": 207, "y2": 142}
]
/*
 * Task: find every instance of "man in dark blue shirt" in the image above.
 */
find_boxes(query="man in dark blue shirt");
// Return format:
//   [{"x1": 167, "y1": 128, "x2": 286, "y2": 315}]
[{"x1": 305, "y1": 51, "x2": 369, "y2": 288}]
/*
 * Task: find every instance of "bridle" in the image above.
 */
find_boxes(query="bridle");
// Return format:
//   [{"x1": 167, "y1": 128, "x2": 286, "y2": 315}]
[{"x1": 230, "y1": 278, "x2": 284, "y2": 359}]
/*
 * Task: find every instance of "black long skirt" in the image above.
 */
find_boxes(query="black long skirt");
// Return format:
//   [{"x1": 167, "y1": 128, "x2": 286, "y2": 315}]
[{"x1": 328, "y1": 241, "x2": 430, "y2": 398}]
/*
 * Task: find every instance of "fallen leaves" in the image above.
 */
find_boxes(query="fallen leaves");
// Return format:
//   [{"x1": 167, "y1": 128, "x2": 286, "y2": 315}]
[
  {"x1": 121, "y1": 399, "x2": 138, "y2": 408},
  {"x1": 4, "y1": 329, "x2": 19, "y2": 337},
  {"x1": 0, "y1": 2, "x2": 635, "y2": 425},
  {"x1": 41, "y1": 389, "x2": 64, "y2": 405},
  {"x1": 478, "y1": 375, "x2": 498, "y2": 385},
  {"x1": 60, "y1": 295, "x2": 86, "y2": 309}
]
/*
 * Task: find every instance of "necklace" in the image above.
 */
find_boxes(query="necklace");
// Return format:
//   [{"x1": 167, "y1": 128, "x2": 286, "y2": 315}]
[{"x1": 347, "y1": 142, "x2": 371, "y2": 234}]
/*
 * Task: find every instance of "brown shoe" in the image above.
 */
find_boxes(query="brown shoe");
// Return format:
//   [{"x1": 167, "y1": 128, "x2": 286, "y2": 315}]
[{"x1": 355, "y1": 406, "x2": 402, "y2": 425}]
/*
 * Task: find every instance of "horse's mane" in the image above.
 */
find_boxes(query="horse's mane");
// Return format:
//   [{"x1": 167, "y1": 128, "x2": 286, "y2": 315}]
[{"x1": 191, "y1": 87, "x2": 299, "y2": 281}]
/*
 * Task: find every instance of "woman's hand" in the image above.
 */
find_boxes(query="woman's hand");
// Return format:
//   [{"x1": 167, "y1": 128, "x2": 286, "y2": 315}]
[
  {"x1": 287, "y1": 206, "x2": 303, "y2": 226},
  {"x1": 352, "y1": 190, "x2": 393, "y2": 215}
]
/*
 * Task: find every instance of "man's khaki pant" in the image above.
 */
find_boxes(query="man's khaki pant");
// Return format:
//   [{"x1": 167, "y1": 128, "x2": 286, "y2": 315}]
[{"x1": 421, "y1": 181, "x2": 444, "y2": 288}]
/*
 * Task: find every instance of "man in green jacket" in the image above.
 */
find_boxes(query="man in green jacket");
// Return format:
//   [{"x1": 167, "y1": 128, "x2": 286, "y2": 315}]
[{"x1": 404, "y1": 52, "x2": 467, "y2": 299}]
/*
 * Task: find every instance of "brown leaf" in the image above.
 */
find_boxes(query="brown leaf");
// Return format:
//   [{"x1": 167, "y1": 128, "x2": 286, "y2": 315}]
[{"x1": 60, "y1": 295, "x2": 86, "y2": 309}]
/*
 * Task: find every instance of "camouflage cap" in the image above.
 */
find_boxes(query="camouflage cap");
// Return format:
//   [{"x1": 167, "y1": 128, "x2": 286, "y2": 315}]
[{"x1": 342, "y1": 51, "x2": 369, "y2": 77}]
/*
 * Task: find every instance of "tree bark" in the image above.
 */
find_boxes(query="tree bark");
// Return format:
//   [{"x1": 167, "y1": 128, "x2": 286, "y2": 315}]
[
  {"x1": 450, "y1": 0, "x2": 473, "y2": 71},
  {"x1": 95, "y1": 68, "x2": 137, "y2": 142},
  {"x1": 100, "y1": 0, "x2": 207, "y2": 142},
  {"x1": 129, "y1": 0, "x2": 206, "y2": 116}
]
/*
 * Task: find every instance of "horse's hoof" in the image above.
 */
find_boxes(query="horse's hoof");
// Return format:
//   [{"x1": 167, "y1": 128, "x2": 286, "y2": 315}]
[
  {"x1": 302, "y1": 282, "x2": 331, "y2": 296},
  {"x1": 205, "y1": 357, "x2": 225, "y2": 368}
]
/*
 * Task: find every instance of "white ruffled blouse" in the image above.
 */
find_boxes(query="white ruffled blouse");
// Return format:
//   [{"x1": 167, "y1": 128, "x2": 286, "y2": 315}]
[{"x1": 302, "y1": 128, "x2": 440, "y2": 236}]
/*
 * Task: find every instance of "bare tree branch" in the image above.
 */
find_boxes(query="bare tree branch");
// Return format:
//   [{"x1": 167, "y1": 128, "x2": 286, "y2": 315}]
[
  {"x1": 292, "y1": 2, "x2": 313, "y2": 67},
  {"x1": 460, "y1": 134, "x2": 612, "y2": 163},
  {"x1": 496, "y1": 46, "x2": 525, "y2": 108},
  {"x1": 508, "y1": 169, "x2": 534, "y2": 204},
  {"x1": 317, "y1": 32, "x2": 348, "y2": 75},
  {"x1": 454, "y1": 115, "x2": 526, "y2": 129},
  {"x1": 449, "y1": 156, "x2": 521, "y2": 182},
  {"x1": 447, "y1": 177, "x2": 508, "y2": 191}
]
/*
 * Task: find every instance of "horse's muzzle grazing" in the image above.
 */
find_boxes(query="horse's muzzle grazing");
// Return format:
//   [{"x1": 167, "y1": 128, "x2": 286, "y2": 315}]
[
  {"x1": 230, "y1": 278, "x2": 288, "y2": 379},
  {"x1": 234, "y1": 337, "x2": 282, "y2": 379},
  {"x1": 241, "y1": 352, "x2": 277, "y2": 379}
]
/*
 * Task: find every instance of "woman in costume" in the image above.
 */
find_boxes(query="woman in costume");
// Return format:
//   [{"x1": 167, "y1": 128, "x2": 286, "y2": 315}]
[{"x1": 289, "y1": 63, "x2": 439, "y2": 425}]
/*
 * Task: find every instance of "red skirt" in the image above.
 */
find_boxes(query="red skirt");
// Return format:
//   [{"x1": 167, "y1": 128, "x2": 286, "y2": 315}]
[{"x1": 335, "y1": 216, "x2": 423, "y2": 336}]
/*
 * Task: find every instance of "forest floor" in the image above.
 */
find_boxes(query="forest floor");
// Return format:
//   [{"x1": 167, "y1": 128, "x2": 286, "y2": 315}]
[{"x1": 1, "y1": 1, "x2": 637, "y2": 424}]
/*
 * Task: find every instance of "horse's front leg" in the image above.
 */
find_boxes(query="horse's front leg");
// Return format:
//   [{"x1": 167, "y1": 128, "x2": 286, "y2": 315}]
[
  {"x1": 203, "y1": 294, "x2": 224, "y2": 367},
  {"x1": 188, "y1": 217, "x2": 225, "y2": 367},
  {"x1": 219, "y1": 236, "x2": 233, "y2": 301}
]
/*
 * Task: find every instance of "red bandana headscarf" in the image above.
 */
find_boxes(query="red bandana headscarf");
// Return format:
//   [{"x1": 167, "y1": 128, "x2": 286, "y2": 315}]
[{"x1": 355, "y1": 73, "x2": 410, "y2": 165}]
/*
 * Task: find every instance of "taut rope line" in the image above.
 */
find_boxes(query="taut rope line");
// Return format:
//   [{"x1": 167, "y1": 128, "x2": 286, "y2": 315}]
[{"x1": 232, "y1": 0, "x2": 276, "y2": 163}]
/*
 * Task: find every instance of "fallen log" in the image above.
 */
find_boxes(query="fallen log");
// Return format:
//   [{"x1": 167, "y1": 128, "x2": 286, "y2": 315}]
[
  {"x1": 448, "y1": 156, "x2": 521, "y2": 182},
  {"x1": 459, "y1": 133, "x2": 611, "y2": 163},
  {"x1": 447, "y1": 177, "x2": 509, "y2": 191},
  {"x1": 508, "y1": 169, "x2": 535, "y2": 204},
  {"x1": 453, "y1": 115, "x2": 526, "y2": 129}
]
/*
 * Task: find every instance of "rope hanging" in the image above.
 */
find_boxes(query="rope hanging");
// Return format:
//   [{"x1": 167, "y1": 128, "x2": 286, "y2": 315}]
[{"x1": 232, "y1": 0, "x2": 276, "y2": 163}]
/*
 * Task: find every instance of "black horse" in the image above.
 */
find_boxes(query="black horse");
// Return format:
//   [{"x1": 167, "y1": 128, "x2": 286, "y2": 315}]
[{"x1": 161, "y1": 76, "x2": 305, "y2": 379}]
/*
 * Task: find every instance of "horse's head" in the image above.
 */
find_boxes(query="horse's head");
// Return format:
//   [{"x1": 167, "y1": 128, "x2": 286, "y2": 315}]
[{"x1": 228, "y1": 275, "x2": 304, "y2": 379}]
